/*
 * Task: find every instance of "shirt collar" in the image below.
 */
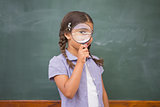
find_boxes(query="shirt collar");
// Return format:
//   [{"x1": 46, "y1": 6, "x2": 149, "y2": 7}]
[{"x1": 65, "y1": 49, "x2": 91, "y2": 61}]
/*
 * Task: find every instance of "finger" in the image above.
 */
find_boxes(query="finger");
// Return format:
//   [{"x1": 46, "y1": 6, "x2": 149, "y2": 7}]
[
  {"x1": 81, "y1": 48, "x2": 88, "y2": 52},
  {"x1": 84, "y1": 52, "x2": 90, "y2": 57},
  {"x1": 85, "y1": 53, "x2": 90, "y2": 58},
  {"x1": 79, "y1": 44, "x2": 86, "y2": 50},
  {"x1": 82, "y1": 46, "x2": 88, "y2": 49}
]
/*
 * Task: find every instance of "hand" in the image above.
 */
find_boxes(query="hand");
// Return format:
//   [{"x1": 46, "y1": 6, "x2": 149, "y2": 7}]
[{"x1": 77, "y1": 44, "x2": 89, "y2": 64}]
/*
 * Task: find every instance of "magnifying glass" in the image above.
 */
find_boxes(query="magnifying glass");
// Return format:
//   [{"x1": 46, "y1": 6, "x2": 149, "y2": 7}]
[{"x1": 71, "y1": 23, "x2": 93, "y2": 44}]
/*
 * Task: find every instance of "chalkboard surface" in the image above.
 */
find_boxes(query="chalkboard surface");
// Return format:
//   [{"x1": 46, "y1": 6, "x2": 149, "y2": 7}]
[{"x1": 0, "y1": 0, "x2": 160, "y2": 100}]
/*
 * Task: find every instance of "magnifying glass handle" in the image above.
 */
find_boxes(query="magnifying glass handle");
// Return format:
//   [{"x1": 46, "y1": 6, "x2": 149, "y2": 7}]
[
  {"x1": 82, "y1": 43, "x2": 88, "y2": 49},
  {"x1": 83, "y1": 43, "x2": 89, "y2": 62}
]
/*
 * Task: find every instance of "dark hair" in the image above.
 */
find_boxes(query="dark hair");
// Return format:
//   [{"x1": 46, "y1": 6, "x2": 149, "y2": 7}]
[{"x1": 58, "y1": 11, "x2": 103, "y2": 69}]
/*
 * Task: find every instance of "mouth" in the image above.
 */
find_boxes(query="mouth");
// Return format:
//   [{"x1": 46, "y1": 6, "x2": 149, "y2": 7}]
[
  {"x1": 84, "y1": 42, "x2": 89, "y2": 47},
  {"x1": 85, "y1": 42, "x2": 92, "y2": 49},
  {"x1": 86, "y1": 38, "x2": 92, "y2": 46}
]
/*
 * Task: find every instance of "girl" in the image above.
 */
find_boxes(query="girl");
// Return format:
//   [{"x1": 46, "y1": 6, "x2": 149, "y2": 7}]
[{"x1": 48, "y1": 11, "x2": 109, "y2": 107}]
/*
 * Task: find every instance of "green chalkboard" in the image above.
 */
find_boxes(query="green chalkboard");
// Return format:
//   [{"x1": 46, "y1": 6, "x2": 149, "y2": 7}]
[{"x1": 0, "y1": 0, "x2": 160, "y2": 100}]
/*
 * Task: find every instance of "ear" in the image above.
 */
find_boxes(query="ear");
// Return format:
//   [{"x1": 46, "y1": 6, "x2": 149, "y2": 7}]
[{"x1": 64, "y1": 32, "x2": 71, "y2": 40}]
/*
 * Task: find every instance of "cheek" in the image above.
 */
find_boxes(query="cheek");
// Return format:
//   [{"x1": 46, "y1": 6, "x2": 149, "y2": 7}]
[{"x1": 70, "y1": 38, "x2": 81, "y2": 49}]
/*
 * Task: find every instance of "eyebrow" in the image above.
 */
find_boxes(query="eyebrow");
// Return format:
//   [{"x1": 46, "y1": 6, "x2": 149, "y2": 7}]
[
  {"x1": 80, "y1": 28, "x2": 90, "y2": 30},
  {"x1": 74, "y1": 28, "x2": 93, "y2": 31}
]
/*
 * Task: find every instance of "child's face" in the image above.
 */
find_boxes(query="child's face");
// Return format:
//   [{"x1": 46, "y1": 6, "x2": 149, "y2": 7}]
[{"x1": 65, "y1": 22, "x2": 93, "y2": 50}]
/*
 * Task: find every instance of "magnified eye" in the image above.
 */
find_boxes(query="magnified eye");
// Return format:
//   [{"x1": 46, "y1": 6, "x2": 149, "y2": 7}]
[
  {"x1": 79, "y1": 31, "x2": 92, "y2": 35},
  {"x1": 79, "y1": 31, "x2": 86, "y2": 34},
  {"x1": 71, "y1": 23, "x2": 93, "y2": 44}
]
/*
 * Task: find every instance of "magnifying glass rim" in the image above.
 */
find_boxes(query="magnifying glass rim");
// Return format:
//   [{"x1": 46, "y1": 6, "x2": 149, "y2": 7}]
[
  {"x1": 71, "y1": 23, "x2": 93, "y2": 44},
  {"x1": 72, "y1": 35, "x2": 92, "y2": 44}
]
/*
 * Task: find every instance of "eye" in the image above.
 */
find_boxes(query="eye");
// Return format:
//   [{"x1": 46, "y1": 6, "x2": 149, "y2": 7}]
[{"x1": 79, "y1": 31, "x2": 87, "y2": 34}]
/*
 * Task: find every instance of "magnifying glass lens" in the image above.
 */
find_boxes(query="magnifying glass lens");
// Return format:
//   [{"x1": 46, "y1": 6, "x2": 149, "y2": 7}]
[{"x1": 71, "y1": 23, "x2": 92, "y2": 44}]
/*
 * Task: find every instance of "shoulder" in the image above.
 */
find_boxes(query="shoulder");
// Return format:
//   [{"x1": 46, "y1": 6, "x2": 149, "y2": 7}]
[
  {"x1": 48, "y1": 54, "x2": 68, "y2": 80},
  {"x1": 90, "y1": 55, "x2": 104, "y2": 74},
  {"x1": 91, "y1": 55, "x2": 103, "y2": 62},
  {"x1": 49, "y1": 53, "x2": 66, "y2": 66},
  {"x1": 91, "y1": 55, "x2": 100, "y2": 60}
]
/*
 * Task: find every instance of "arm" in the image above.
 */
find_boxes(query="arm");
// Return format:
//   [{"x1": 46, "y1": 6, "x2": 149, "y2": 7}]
[
  {"x1": 54, "y1": 61, "x2": 84, "y2": 99},
  {"x1": 101, "y1": 76, "x2": 110, "y2": 107},
  {"x1": 54, "y1": 45, "x2": 89, "y2": 99}
]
